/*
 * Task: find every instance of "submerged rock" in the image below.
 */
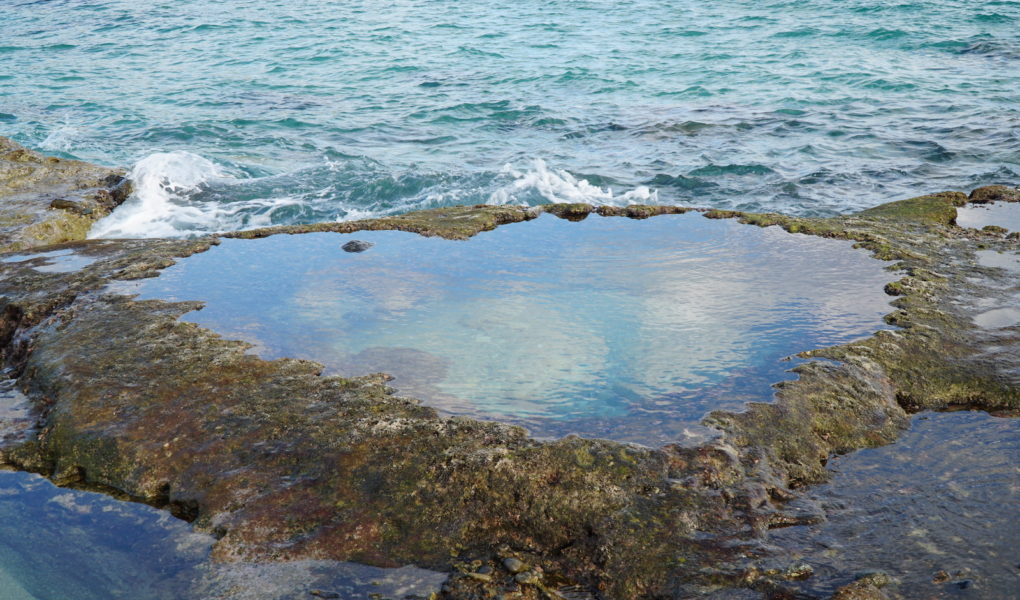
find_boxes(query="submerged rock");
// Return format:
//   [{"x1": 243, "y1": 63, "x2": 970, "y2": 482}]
[
  {"x1": 831, "y1": 573, "x2": 891, "y2": 600},
  {"x1": 341, "y1": 239, "x2": 374, "y2": 252},
  {"x1": 502, "y1": 557, "x2": 526, "y2": 574}
]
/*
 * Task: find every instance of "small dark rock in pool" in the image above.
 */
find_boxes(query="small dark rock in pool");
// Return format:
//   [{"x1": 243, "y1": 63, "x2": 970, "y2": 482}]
[{"x1": 341, "y1": 240, "x2": 374, "y2": 253}]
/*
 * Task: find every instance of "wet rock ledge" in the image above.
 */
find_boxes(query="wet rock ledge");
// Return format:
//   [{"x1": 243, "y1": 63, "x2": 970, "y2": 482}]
[
  {"x1": 0, "y1": 137, "x2": 1018, "y2": 599},
  {"x1": 0, "y1": 138, "x2": 130, "y2": 252}
]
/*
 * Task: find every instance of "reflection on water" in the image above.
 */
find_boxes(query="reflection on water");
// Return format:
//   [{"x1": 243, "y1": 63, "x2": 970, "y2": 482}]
[
  {"x1": 0, "y1": 248, "x2": 98, "y2": 273},
  {"x1": 0, "y1": 471, "x2": 445, "y2": 600},
  {"x1": 0, "y1": 471, "x2": 211, "y2": 600},
  {"x1": 771, "y1": 411, "x2": 1020, "y2": 599},
  {"x1": 974, "y1": 306, "x2": 1020, "y2": 329},
  {"x1": 135, "y1": 213, "x2": 893, "y2": 445},
  {"x1": 976, "y1": 250, "x2": 1020, "y2": 273},
  {"x1": 956, "y1": 202, "x2": 1020, "y2": 232}
]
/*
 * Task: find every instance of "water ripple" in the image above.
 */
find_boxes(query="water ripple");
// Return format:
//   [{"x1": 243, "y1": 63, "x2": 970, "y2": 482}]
[{"x1": 0, "y1": 0, "x2": 1018, "y2": 235}]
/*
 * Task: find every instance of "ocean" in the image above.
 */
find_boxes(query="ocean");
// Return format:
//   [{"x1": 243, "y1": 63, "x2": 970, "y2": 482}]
[{"x1": 1, "y1": 0, "x2": 1018, "y2": 236}]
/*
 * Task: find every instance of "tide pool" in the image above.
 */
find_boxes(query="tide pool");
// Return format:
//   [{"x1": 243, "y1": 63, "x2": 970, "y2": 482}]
[{"x1": 132, "y1": 213, "x2": 894, "y2": 445}]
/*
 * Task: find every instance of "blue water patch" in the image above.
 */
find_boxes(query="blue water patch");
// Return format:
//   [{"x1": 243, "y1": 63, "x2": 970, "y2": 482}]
[
  {"x1": 131, "y1": 214, "x2": 894, "y2": 445},
  {"x1": 2, "y1": 0, "x2": 1018, "y2": 236},
  {"x1": 771, "y1": 411, "x2": 1020, "y2": 598},
  {"x1": 0, "y1": 471, "x2": 210, "y2": 600},
  {"x1": 0, "y1": 472, "x2": 446, "y2": 599}
]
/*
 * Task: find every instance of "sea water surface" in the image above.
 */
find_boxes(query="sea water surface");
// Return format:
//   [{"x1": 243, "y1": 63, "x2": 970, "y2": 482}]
[{"x1": 1, "y1": 0, "x2": 1019, "y2": 236}]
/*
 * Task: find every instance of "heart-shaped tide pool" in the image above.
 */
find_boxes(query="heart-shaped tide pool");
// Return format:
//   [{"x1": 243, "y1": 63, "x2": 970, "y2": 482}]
[{"x1": 134, "y1": 213, "x2": 894, "y2": 445}]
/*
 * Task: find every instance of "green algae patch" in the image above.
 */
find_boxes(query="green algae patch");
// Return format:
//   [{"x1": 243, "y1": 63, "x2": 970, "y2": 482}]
[
  {"x1": 854, "y1": 191, "x2": 965, "y2": 225},
  {"x1": 225, "y1": 202, "x2": 694, "y2": 242},
  {"x1": 225, "y1": 204, "x2": 537, "y2": 241}
]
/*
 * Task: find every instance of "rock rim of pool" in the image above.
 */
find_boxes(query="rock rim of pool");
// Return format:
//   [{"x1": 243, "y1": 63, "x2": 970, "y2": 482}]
[{"x1": 1, "y1": 138, "x2": 1018, "y2": 599}]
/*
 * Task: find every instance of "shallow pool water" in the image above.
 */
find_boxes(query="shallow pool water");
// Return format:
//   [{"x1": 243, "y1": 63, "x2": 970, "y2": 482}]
[
  {"x1": 134, "y1": 213, "x2": 893, "y2": 445},
  {"x1": 956, "y1": 202, "x2": 1020, "y2": 232},
  {"x1": 976, "y1": 249, "x2": 1020, "y2": 272},
  {"x1": 0, "y1": 470, "x2": 445, "y2": 600},
  {"x1": 0, "y1": 471, "x2": 211, "y2": 600},
  {"x1": 0, "y1": 248, "x2": 98, "y2": 273},
  {"x1": 772, "y1": 411, "x2": 1020, "y2": 599},
  {"x1": 974, "y1": 306, "x2": 1020, "y2": 329}
]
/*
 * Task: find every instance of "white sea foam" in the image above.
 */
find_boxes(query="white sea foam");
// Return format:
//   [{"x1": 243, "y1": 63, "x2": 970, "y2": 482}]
[
  {"x1": 89, "y1": 152, "x2": 302, "y2": 238},
  {"x1": 89, "y1": 154, "x2": 660, "y2": 239},
  {"x1": 38, "y1": 116, "x2": 91, "y2": 154},
  {"x1": 487, "y1": 159, "x2": 656, "y2": 206}
]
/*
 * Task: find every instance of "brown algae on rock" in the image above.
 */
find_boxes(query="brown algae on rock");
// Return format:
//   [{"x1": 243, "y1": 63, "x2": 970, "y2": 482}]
[{"x1": 1, "y1": 142, "x2": 1019, "y2": 599}]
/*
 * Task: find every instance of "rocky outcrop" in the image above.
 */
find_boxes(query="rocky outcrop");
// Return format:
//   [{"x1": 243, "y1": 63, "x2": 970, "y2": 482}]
[
  {"x1": 968, "y1": 184, "x2": 1020, "y2": 204},
  {"x1": 0, "y1": 144, "x2": 1018, "y2": 599},
  {"x1": 0, "y1": 137, "x2": 130, "y2": 252}
]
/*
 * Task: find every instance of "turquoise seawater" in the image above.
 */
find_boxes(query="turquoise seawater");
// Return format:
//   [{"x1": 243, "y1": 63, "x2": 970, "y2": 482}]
[{"x1": 2, "y1": 0, "x2": 1019, "y2": 235}]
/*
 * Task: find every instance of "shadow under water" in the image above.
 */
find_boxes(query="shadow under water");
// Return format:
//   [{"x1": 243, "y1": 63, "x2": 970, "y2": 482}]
[
  {"x1": 133, "y1": 213, "x2": 894, "y2": 446},
  {"x1": 770, "y1": 410, "x2": 1020, "y2": 599}
]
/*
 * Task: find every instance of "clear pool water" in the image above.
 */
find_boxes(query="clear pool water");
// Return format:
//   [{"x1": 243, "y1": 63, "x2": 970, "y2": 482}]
[
  {"x1": 956, "y1": 201, "x2": 1020, "y2": 232},
  {"x1": 773, "y1": 410, "x2": 1020, "y2": 599},
  {"x1": 133, "y1": 213, "x2": 894, "y2": 445}
]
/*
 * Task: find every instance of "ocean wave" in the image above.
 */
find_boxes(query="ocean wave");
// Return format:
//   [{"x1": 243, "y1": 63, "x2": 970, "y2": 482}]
[
  {"x1": 487, "y1": 159, "x2": 656, "y2": 206},
  {"x1": 87, "y1": 154, "x2": 659, "y2": 239},
  {"x1": 88, "y1": 151, "x2": 303, "y2": 239}
]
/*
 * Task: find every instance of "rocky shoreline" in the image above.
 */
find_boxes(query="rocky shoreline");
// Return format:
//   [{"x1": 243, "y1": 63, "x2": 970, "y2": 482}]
[{"x1": 0, "y1": 137, "x2": 1018, "y2": 599}]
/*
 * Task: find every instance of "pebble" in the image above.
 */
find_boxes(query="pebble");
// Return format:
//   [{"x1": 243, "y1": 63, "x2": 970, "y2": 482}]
[
  {"x1": 785, "y1": 563, "x2": 813, "y2": 580},
  {"x1": 502, "y1": 557, "x2": 526, "y2": 573},
  {"x1": 514, "y1": 570, "x2": 542, "y2": 585}
]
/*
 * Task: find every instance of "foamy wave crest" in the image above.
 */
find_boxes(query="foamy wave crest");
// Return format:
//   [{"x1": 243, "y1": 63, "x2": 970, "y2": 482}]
[
  {"x1": 89, "y1": 152, "x2": 303, "y2": 238},
  {"x1": 487, "y1": 159, "x2": 656, "y2": 206},
  {"x1": 88, "y1": 154, "x2": 660, "y2": 238}
]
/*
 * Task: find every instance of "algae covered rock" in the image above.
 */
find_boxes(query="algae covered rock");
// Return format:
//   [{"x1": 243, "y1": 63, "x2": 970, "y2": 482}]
[
  {"x1": 968, "y1": 184, "x2": 1020, "y2": 204},
  {"x1": 0, "y1": 137, "x2": 129, "y2": 252}
]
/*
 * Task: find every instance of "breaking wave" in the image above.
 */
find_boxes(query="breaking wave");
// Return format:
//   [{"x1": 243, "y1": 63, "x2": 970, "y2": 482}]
[{"x1": 89, "y1": 154, "x2": 662, "y2": 239}]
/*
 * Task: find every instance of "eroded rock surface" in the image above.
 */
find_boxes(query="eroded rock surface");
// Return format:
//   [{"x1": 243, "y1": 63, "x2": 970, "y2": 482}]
[
  {"x1": 0, "y1": 144, "x2": 1017, "y2": 599},
  {"x1": 0, "y1": 137, "x2": 129, "y2": 252}
]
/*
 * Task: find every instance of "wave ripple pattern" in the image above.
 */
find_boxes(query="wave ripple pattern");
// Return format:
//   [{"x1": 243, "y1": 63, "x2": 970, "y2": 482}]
[{"x1": 2, "y1": 0, "x2": 1018, "y2": 236}]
